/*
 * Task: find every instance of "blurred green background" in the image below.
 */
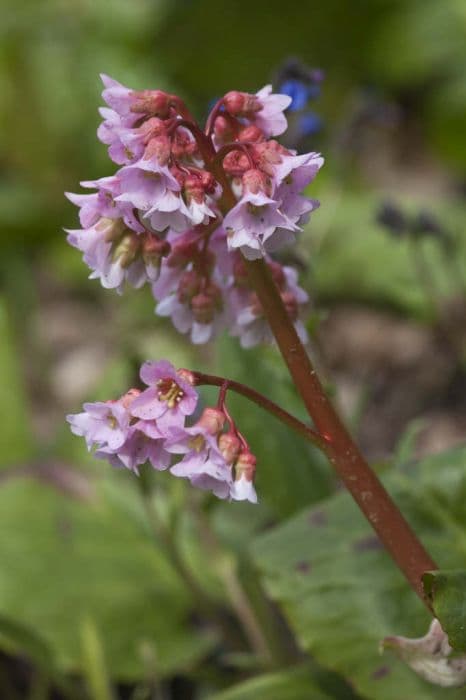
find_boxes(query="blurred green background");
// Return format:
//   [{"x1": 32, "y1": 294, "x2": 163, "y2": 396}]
[{"x1": 1, "y1": 0, "x2": 466, "y2": 698}]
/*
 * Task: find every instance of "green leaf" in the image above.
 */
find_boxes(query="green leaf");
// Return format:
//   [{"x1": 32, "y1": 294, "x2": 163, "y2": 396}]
[
  {"x1": 252, "y1": 445, "x2": 466, "y2": 699},
  {"x1": 0, "y1": 614, "x2": 79, "y2": 697},
  {"x1": 0, "y1": 298, "x2": 33, "y2": 467},
  {"x1": 0, "y1": 470, "x2": 216, "y2": 681},
  {"x1": 208, "y1": 664, "x2": 334, "y2": 700},
  {"x1": 80, "y1": 616, "x2": 115, "y2": 700},
  {"x1": 423, "y1": 571, "x2": 466, "y2": 652}
]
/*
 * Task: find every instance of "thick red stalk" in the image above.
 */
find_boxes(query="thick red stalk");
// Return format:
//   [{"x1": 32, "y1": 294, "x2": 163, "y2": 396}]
[
  {"x1": 194, "y1": 122, "x2": 437, "y2": 608},
  {"x1": 245, "y1": 258, "x2": 437, "y2": 607}
]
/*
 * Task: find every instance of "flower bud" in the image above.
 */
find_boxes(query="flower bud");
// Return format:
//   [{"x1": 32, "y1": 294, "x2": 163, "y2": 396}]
[
  {"x1": 144, "y1": 134, "x2": 171, "y2": 165},
  {"x1": 184, "y1": 176, "x2": 205, "y2": 204},
  {"x1": 167, "y1": 239, "x2": 199, "y2": 268},
  {"x1": 214, "y1": 115, "x2": 236, "y2": 143},
  {"x1": 242, "y1": 168, "x2": 271, "y2": 195},
  {"x1": 142, "y1": 233, "x2": 170, "y2": 268},
  {"x1": 131, "y1": 90, "x2": 171, "y2": 118},
  {"x1": 177, "y1": 270, "x2": 201, "y2": 303},
  {"x1": 120, "y1": 388, "x2": 141, "y2": 409},
  {"x1": 172, "y1": 129, "x2": 198, "y2": 159},
  {"x1": 281, "y1": 290, "x2": 298, "y2": 320},
  {"x1": 197, "y1": 407, "x2": 226, "y2": 435},
  {"x1": 177, "y1": 368, "x2": 196, "y2": 386},
  {"x1": 138, "y1": 117, "x2": 167, "y2": 143},
  {"x1": 238, "y1": 125, "x2": 265, "y2": 143},
  {"x1": 218, "y1": 432, "x2": 241, "y2": 464},
  {"x1": 112, "y1": 232, "x2": 140, "y2": 267},
  {"x1": 98, "y1": 217, "x2": 127, "y2": 243},
  {"x1": 223, "y1": 91, "x2": 261, "y2": 116},
  {"x1": 190, "y1": 287, "x2": 221, "y2": 324},
  {"x1": 234, "y1": 450, "x2": 256, "y2": 482},
  {"x1": 253, "y1": 140, "x2": 288, "y2": 175},
  {"x1": 222, "y1": 150, "x2": 250, "y2": 177}
]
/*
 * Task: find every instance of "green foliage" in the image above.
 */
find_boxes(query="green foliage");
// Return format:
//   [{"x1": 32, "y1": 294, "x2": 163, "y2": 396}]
[
  {"x1": 0, "y1": 0, "x2": 465, "y2": 696},
  {"x1": 208, "y1": 664, "x2": 334, "y2": 700},
  {"x1": 423, "y1": 571, "x2": 466, "y2": 652},
  {"x1": 0, "y1": 472, "x2": 215, "y2": 681},
  {"x1": 252, "y1": 445, "x2": 466, "y2": 699},
  {"x1": 0, "y1": 298, "x2": 33, "y2": 466}
]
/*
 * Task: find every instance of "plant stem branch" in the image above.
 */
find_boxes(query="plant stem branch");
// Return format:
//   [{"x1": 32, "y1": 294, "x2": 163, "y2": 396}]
[
  {"x1": 191, "y1": 371, "x2": 326, "y2": 452},
  {"x1": 245, "y1": 257, "x2": 437, "y2": 608}
]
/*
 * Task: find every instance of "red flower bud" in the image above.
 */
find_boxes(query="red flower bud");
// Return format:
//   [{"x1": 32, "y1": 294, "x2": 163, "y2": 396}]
[
  {"x1": 223, "y1": 91, "x2": 261, "y2": 117},
  {"x1": 177, "y1": 270, "x2": 202, "y2": 303},
  {"x1": 218, "y1": 433, "x2": 241, "y2": 464},
  {"x1": 142, "y1": 233, "x2": 170, "y2": 267},
  {"x1": 144, "y1": 134, "x2": 171, "y2": 165},
  {"x1": 238, "y1": 125, "x2": 265, "y2": 143},
  {"x1": 197, "y1": 407, "x2": 226, "y2": 435},
  {"x1": 131, "y1": 90, "x2": 171, "y2": 118},
  {"x1": 234, "y1": 450, "x2": 257, "y2": 482},
  {"x1": 242, "y1": 168, "x2": 271, "y2": 195},
  {"x1": 214, "y1": 115, "x2": 236, "y2": 143}
]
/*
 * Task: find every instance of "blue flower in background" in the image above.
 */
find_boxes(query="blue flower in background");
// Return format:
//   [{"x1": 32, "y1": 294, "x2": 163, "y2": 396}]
[
  {"x1": 298, "y1": 112, "x2": 322, "y2": 137},
  {"x1": 275, "y1": 60, "x2": 325, "y2": 146},
  {"x1": 279, "y1": 79, "x2": 312, "y2": 112}
]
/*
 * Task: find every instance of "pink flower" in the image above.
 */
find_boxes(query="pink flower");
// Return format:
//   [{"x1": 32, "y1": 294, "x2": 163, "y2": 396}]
[
  {"x1": 67, "y1": 400, "x2": 129, "y2": 452},
  {"x1": 97, "y1": 420, "x2": 171, "y2": 474},
  {"x1": 222, "y1": 86, "x2": 291, "y2": 138},
  {"x1": 97, "y1": 107, "x2": 140, "y2": 165},
  {"x1": 223, "y1": 191, "x2": 297, "y2": 259},
  {"x1": 115, "y1": 156, "x2": 180, "y2": 214},
  {"x1": 253, "y1": 85, "x2": 292, "y2": 137},
  {"x1": 130, "y1": 360, "x2": 198, "y2": 430},
  {"x1": 165, "y1": 409, "x2": 237, "y2": 500},
  {"x1": 66, "y1": 217, "x2": 148, "y2": 293},
  {"x1": 229, "y1": 263, "x2": 308, "y2": 348},
  {"x1": 231, "y1": 450, "x2": 257, "y2": 503},
  {"x1": 272, "y1": 151, "x2": 323, "y2": 186},
  {"x1": 155, "y1": 273, "x2": 227, "y2": 345}
]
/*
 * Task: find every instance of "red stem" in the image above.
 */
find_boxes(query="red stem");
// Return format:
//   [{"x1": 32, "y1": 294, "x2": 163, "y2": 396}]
[
  {"x1": 197, "y1": 125, "x2": 437, "y2": 608},
  {"x1": 191, "y1": 371, "x2": 326, "y2": 452},
  {"x1": 245, "y1": 258, "x2": 437, "y2": 608},
  {"x1": 205, "y1": 98, "x2": 225, "y2": 137}
]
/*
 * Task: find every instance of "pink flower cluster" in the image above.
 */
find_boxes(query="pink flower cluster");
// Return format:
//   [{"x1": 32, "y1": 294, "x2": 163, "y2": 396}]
[
  {"x1": 66, "y1": 75, "x2": 322, "y2": 345},
  {"x1": 67, "y1": 360, "x2": 257, "y2": 503}
]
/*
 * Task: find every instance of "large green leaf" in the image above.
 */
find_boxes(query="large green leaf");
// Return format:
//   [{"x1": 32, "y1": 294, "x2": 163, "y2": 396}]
[
  {"x1": 208, "y1": 664, "x2": 334, "y2": 700},
  {"x1": 252, "y1": 445, "x2": 466, "y2": 699},
  {"x1": 0, "y1": 469, "x2": 215, "y2": 681},
  {"x1": 423, "y1": 570, "x2": 466, "y2": 652}
]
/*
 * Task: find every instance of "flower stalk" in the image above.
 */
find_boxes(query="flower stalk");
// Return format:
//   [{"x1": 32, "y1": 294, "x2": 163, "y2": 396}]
[{"x1": 245, "y1": 257, "x2": 437, "y2": 608}]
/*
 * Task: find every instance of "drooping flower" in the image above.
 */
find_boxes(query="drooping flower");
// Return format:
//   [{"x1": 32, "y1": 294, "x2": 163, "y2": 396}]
[
  {"x1": 165, "y1": 408, "x2": 234, "y2": 499},
  {"x1": 230, "y1": 450, "x2": 258, "y2": 503},
  {"x1": 223, "y1": 190, "x2": 297, "y2": 259}
]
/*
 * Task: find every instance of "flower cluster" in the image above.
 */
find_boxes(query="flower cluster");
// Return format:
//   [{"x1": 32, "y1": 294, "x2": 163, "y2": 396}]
[
  {"x1": 67, "y1": 360, "x2": 257, "y2": 503},
  {"x1": 66, "y1": 75, "x2": 323, "y2": 345}
]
